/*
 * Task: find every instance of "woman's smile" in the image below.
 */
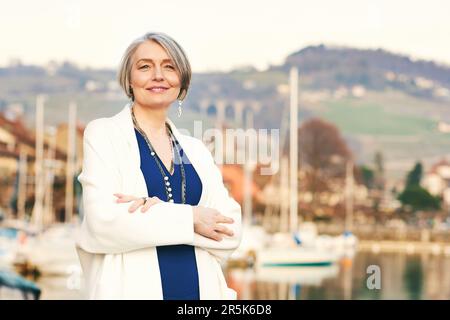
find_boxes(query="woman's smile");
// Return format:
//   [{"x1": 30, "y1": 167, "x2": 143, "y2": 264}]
[{"x1": 146, "y1": 86, "x2": 169, "y2": 93}]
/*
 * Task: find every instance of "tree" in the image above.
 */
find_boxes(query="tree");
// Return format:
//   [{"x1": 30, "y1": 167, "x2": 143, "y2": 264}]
[
  {"x1": 406, "y1": 162, "x2": 422, "y2": 187},
  {"x1": 296, "y1": 118, "x2": 352, "y2": 211},
  {"x1": 373, "y1": 151, "x2": 385, "y2": 191},
  {"x1": 372, "y1": 151, "x2": 385, "y2": 213},
  {"x1": 398, "y1": 185, "x2": 440, "y2": 211},
  {"x1": 398, "y1": 162, "x2": 440, "y2": 211},
  {"x1": 360, "y1": 165, "x2": 375, "y2": 189}
]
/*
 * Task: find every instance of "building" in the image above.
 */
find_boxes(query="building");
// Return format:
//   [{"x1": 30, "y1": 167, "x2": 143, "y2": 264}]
[
  {"x1": 0, "y1": 111, "x2": 83, "y2": 222},
  {"x1": 423, "y1": 158, "x2": 450, "y2": 208}
]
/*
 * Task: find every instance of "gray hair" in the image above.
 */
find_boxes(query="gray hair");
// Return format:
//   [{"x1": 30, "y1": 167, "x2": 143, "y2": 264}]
[{"x1": 117, "y1": 32, "x2": 192, "y2": 101}]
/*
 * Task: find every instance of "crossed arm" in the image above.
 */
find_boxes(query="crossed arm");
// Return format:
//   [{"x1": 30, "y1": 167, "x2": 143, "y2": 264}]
[{"x1": 76, "y1": 120, "x2": 242, "y2": 263}]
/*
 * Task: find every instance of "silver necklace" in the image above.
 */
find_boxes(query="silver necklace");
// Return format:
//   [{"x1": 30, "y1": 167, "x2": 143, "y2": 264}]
[{"x1": 131, "y1": 107, "x2": 186, "y2": 204}]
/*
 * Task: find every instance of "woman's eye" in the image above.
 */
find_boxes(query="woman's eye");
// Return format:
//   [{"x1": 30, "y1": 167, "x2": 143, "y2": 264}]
[
  {"x1": 139, "y1": 65, "x2": 149, "y2": 70},
  {"x1": 164, "y1": 65, "x2": 175, "y2": 69}
]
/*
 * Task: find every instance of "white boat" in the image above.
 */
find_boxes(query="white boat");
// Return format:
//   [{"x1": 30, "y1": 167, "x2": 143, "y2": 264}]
[
  {"x1": 230, "y1": 225, "x2": 269, "y2": 260},
  {"x1": 293, "y1": 222, "x2": 358, "y2": 259},
  {"x1": 315, "y1": 232, "x2": 358, "y2": 259},
  {"x1": 256, "y1": 246, "x2": 339, "y2": 267},
  {"x1": 255, "y1": 230, "x2": 340, "y2": 267},
  {"x1": 0, "y1": 220, "x2": 38, "y2": 268},
  {"x1": 0, "y1": 230, "x2": 17, "y2": 267},
  {"x1": 0, "y1": 247, "x2": 16, "y2": 267},
  {"x1": 230, "y1": 222, "x2": 356, "y2": 268},
  {"x1": 18, "y1": 223, "x2": 81, "y2": 277}
]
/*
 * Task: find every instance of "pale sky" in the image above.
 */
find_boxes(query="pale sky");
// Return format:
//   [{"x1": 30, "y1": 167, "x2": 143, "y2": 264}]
[{"x1": 1, "y1": 0, "x2": 450, "y2": 72}]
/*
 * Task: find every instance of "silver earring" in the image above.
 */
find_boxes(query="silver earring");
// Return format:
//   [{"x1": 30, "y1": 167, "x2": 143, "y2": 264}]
[{"x1": 177, "y1": 100, "x2": 183, "y2": 117}]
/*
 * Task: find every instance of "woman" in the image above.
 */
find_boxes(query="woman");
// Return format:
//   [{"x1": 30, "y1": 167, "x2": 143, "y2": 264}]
[{"x1": 75, "y1": 32, "x2": 242, "y2": 300}]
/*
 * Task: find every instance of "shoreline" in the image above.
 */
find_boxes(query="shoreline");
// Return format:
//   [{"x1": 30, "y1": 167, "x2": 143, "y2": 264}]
[{"x1": 357, "y1": 240, "x2": 450, "y2": 255}]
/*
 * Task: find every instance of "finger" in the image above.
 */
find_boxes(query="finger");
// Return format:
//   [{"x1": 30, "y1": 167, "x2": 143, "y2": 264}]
[
  {"x1": 114, "y1": 193, "x2": 123, "y2": 202},
  {"x1": 116, "y1": 197, "x2": 132, "y2": 203},
  {"x1": 209, "y1": 231, "x2": 223, "y2": 242},
  {"x1": 139, "y1": 196, "x2": 163, "y2": 212},
  {"x1": 216, "y1": 215, "x2": 234, "y2": 224},
  {"x1": 128, "y1": 199, "x2": 143, "y2": 213},
  {"x1": 150, "y1": 196, "x2": 162, "y2": 203},
  {"x1": 215, "y1": 225, "x2": 234, "y2": 237},
  {"x1": 116, "y1": 195, "x2": 137, "y2": 203},
  {"x1": 114, "y1": 193, "x2": 133, "y2": 199},
  {"x1": 113, "y1": 193, "x2": 129, "y2": 197},
  {"x1": 141, "y1": 198, "x2": 153, "y2": 212}
]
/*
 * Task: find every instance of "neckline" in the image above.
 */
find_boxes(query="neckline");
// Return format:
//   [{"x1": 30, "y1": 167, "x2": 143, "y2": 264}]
[
  {"x1": 155, "y1": 139, "x2": 177, "y2": 177},
  {"x1": 134, "y1": 127, "x2": 177, "y2": 177}
]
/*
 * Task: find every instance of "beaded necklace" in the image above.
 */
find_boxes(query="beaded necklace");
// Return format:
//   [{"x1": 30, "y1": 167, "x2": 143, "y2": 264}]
[{"x1": 131, "y1": 107, "x2": 186, "y2": 204}]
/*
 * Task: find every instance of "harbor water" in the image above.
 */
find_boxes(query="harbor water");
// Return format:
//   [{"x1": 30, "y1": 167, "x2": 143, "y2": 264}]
[{"x1": 2, "y1": 250, "x2": 448, "y2": 300}]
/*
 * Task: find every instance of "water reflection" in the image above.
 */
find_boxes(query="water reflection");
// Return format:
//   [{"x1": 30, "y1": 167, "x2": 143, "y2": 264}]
[
  {"x1": 225, "y1": 251, "x2": 450, "y2": 300},
  {"x1": 7, "y1": 251, "x2": 448, "y2": 300}
]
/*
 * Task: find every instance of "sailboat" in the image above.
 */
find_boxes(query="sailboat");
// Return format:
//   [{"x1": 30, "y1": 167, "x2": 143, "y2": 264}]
[
  {"x1": 254, "y1": 67, "x2": 341, "y2": 268},
  {"x1": 20, "y1": 223, "x2": 80, "y2": 276},
  {"x1": 17, "y1": 99, "x2": 81, "y2": 277},
  {"x1": 255, "y1": 230, "x2": 340, "y2": 267}
]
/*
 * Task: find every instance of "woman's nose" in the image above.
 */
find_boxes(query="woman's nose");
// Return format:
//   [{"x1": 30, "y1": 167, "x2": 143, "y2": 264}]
[{"x1": 152, "y1": 66, "x2": 164, "y2": 80}]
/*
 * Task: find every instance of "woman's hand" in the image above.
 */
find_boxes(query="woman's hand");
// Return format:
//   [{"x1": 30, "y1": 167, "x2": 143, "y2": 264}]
[
  {"x1": 193, "y1": 206, "x2": 234, "y2": 242},
  {"x1": 113, "y1": 193, "x2": 162, "y2": 213}
]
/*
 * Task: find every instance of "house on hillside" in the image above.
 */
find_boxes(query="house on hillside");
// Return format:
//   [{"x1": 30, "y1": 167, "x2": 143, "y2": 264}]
[{"x1": 423, "y1": 158, "x2": 450, "y2": 208}]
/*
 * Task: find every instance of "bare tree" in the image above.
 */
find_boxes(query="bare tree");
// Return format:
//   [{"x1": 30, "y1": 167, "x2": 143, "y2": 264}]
[{"x1": 296, "y1": 118, "x2": 352, "y2": 213}]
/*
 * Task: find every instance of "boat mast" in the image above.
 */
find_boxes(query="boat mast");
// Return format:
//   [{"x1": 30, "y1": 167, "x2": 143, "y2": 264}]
[
  {"x1": 65, "y1": 101, "x2": 77, "y2": 223},
  {"x1": 243, "y1": 110, "x2": 254, "y2": 226},
  {"x1": 345, "y1": 160, "x2": 354, "y2": 233},
  {"x1": 17, "y1": 149, "x2": 28, "y2": 221},
  {"x1": 289, "y1": 67, "x2": 299, "y2": 233},
  {"x1": 43, "y1": 126, "x2": 56, "y2": 225},
  {"x1": 280, "y1": 156, "x2": 289, "y2": 232},
  {"x1": 31, "y1": 94, "x2": 45, "y2": 230}
]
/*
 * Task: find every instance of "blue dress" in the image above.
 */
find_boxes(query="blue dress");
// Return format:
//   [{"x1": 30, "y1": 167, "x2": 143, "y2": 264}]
[{"x1": 134, "y1": 128, "x2": 203, "y2": 300}]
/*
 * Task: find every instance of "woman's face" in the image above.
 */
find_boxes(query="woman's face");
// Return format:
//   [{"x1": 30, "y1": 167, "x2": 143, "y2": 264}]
[{"x1": 130, "y1": 40, "x2": 181, "y2": 109}]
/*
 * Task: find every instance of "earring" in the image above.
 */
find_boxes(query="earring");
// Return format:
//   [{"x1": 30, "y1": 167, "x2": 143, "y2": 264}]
[
  {"x1": 177, "y1": 100, "x2": 183, "y2": 117},
  {"x1": 129, "y1": 85, "x2": 134, "y2": 101}
]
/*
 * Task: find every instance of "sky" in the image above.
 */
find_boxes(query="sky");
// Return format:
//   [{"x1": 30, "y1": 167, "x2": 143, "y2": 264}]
[{"x1": 1, "y1": 0, "x2": 450, "y2": 72}]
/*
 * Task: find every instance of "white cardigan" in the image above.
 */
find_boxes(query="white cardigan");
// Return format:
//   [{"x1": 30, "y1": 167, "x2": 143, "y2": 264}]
[{"x1": 75, "y1": 103, "x2": 242, "y2": 300}]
